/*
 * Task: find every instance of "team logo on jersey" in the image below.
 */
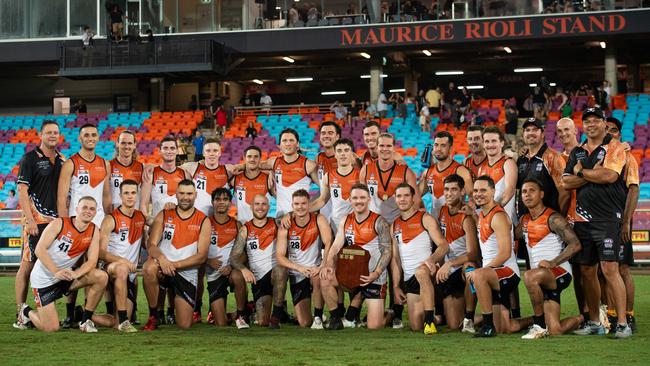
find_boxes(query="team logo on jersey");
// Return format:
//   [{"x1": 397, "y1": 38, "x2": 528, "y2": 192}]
[
  {"x1": 603, "y1": 238, "x2": 613, "y2": 249},
  {"x1": 597, "y1": 150, "x2": 605, "y2": 161},
  {"x1": 536, "y1": 162, "x2": 543, "y2": 171}
]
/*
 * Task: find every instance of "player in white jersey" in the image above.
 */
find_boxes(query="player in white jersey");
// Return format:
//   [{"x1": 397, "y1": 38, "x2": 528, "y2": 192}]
[
  {"x1": 99, "y1": 179, "x2": 145, "y2": 332},
  {"x1": 58, "y1": 124, "x2": 111, "y2": 227},
  {"x1": 142, "y1": 180, "x2": 211, "y2": 330},
  {"x1": 230, "y1": 194, "x2": 288, "y2": 328},
  {"x1": 269, "y1": 128, "x2": 319, "y2": 217},
  {"x1": 315, "y1": 121, "x2": 342, "y2": 221},
  {"x1": 203, "y1": 188, "x2": 249, "y2": 328},
  {"x1": 516, "y1": 179, "x2": 583, "y2": 339},
  {"x1": 140, "y1": 136, "x2": 191, "y2": 222},
  {"x1": 320, "y1": 183, "x2": 393, "y2": 330},
  {"x1": 390, "y1": 183, "x2": 449, "y2": 334},
  {"x1": 310, "y1": 138, "x2": 360, "y2": 232},
  {"x1": 478, "y1": 127, "x2": 518, "y2": 223},
  {"x1": 434, "y1": 174, "x2": 479, "y2": 333},
  {"x1": 180, "y1": 138, "x2": 238, "y2": 216},
  {"x1": 109, "y1": 130, "x2": 144, "y2": 209},
  {"x1": 18, "y1": 197, "x2": 110, "y2": 333},
  {"x1": 231, "y1": 146, "x2": 275, "y2": 223},
  {"x1": 466, "y1": 176, "x2": 531, "y2": 337},
  {"x1": 277, "y1": 189, "x2": 333, "y2": 328}
]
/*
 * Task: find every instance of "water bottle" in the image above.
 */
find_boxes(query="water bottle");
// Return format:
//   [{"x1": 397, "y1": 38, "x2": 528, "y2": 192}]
[
  {"x1": 465, "y1": 266, "x2": 476, "y2": 294},
  {"x1": 421, "y1": 143, "x2": 432, "y2": 168}
]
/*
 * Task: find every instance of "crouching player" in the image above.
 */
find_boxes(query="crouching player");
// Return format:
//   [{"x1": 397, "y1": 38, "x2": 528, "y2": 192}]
[
  {"x1": 277, "y1": 189, "x2": 333, "y2": 328},
  {"x1": 466, "y1": 176, "x2": 532, "y2": 337},
  {"x1": 99, "y1": 180, "x2": 145, "y2": 332},
  {"x1": 142, "y1": 180, "x2": 211, "y2": 330},
  {"x1": 19, "y1": 197, "x2": 110, "y2": 332},
  {"x1": 206, "y1": 188, "x2": 249, "y2": 328},
  {"x1": 517, "y1": 179, "x2": 583, "y2": 339},
  {"x1": 390, "y1": 183, "x2": 449, "y2": 334},
  {"x1": 434, "y1": 174, "x2": 479, "y2": 332}
]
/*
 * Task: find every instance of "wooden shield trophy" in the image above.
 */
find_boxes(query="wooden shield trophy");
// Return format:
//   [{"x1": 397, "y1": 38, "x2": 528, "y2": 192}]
[{"x1": 335, "y1": 245, "x2": 370, "y2": 289}]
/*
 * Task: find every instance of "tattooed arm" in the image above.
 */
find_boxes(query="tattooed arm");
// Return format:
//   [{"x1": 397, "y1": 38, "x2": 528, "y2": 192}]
[
  {"x1": 539, "y1": 212, "x2": 582, "y2": 269},
  {"x1": 229, "y1": 225, "x2": 256, "y2": 284},
  {"x1": 360, "y1": 216, "x2": 392, "y2": 286}
]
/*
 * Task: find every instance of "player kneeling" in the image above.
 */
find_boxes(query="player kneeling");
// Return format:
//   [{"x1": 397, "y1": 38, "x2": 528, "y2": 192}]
[
  {"x1": 19, "y1": 197, "x2": 110, "y2": 333},
  {"x1": 142, "y1": 180, "x2": 211, "y2": 330},
  {"x1": 277, "y1": 190, "x2": 333, "y2": 328},
  {"x1": 99, "y1": 180, "x2": 145, "y2": 332},
  {"x1": 390, "y1": 183, "x2": 449, "y2": 334},
  {"x1": 206, "y1": 188, "x2": 249, "y2": 328},
  {"x1": 466, "y1": 176, "x2": 532, "y2": 337},
  {"x1": 320, "y1": 184, "x2": 392, "y2": 330},
  {"x1": 517, "y1": 179, "x2": 583, "y2": 339},
  {"x1": 434, "y1": 175, "x2": 480, "y2": 332},
  {"x1": 230, "y1": 194, "x2": 288, "y2": 328}
]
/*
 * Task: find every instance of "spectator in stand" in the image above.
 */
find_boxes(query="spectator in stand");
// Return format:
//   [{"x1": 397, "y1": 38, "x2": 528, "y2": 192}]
[
  {"x1": 469, "y1": 110, "x2": 484, "y2": 126},
  {"x1": 561, "y1": 99, "x2": 573, "y2": 118},
  {"x1": 188, "y1": 95, "x2": 198, "y2": 111},
  {"x1": 260, "y1": 91, "x2": 272, "y2": 111},
  {"x1": 192, "y1": 130, "x2": 205, "y2": 162},
  {"x1": 575, "y1": 84, "x2": 589, "y2": 97},
  {"x1": 330, "y1": 101, "x2": 348, "y2": 120},
  {"x1": 347, "y1": 3, "x2": 358, "y2": 14},
  {"x1": 307, "y1": 4, "x2": 320, "y2": 21},
  {"x1": 240, "y1": 91, "x2": 254, "y2": 107},
  {"x1": 532, "y1": 85, "x2": 547, "y2": 120},
  {"x1": 377, "y1": 91, "x2": 388, "y2": 118},
  {"x1": 603, "y1": 80, "x2": 612, "y2": 106},
  {"x1": 109, "y1": 4, "x2": 126, "y2": 42},
  {"x1": 81, "y1": 26, "x2": 94, "y2": 67},
  {"x1": 288, "y1": 4, "x2": 300, "y2": 26},
  {"x1": 551, "y1": 87, "x2": 568, "y2": 113},
  {"x1": 365, "y1": 100, "x2": 378, "y2": 119},
  {"x1": 415, "y1": 89, "x2": 426, "y2": 112},
  {"x1": 505, "y1": 104, "x2": 519, "y2": 144},
  {"x1": 425, "y1": 85, "x2": 441, "y2": 116},
  {"x1": 403, "y1": 92, "x2": 415, "y2": 116},
  {"x1": 523, "y1": 94, "x2": 534, "y2": 117},
  {"x1": 457, "y1": 87, "x2": 471, "y2": 125},
  {"x1": 246, "y1": 122, "x2": 258, "y2": 140},
  {"x1": 348, "y1": 100, "x2": 361, "y2": 125},
  {"x1": 419, "y1": 104, "x2": 431, "y2": 132},
  {"x1": 389, "y1": 92, "x2": 404, "y2": 117},
  {"x1": 4, "y1": 189, "x2": 18, "y2": 209},
  {"x1": 214, "y1": 105, "x2": 227, "y2": 135},
  {"x1": 594, "y1": 84, "x2": 608, "y2": 110},
  {"x1": 443, "y1": 81, "x2": 460, "y2": 125},
  {"x1": 72, "y1": 100, "x2": 87, "y2": 114}
]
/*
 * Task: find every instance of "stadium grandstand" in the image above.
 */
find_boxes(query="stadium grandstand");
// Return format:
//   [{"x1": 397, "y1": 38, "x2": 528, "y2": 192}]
[{"x1": 1, "y1": 0, "x2": 650, "y2": 364}]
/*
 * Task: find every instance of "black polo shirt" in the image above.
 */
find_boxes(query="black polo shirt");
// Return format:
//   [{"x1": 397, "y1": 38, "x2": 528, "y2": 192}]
[
  {"x1": 516, "y1": 143, "x2": 564, "y2": 218},
  {"x1": 563, "y1": 134, "x2": 627, "y2": 223},
  {"x1": 16, "y1": 146, "x2": 63, "y2": 224}
]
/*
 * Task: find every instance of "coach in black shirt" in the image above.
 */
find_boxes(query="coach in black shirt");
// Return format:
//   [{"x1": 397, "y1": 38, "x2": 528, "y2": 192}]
[
  {"x1": 562, "y1": 107, "x2": 632, "y2": 338},
  {"x1": 13, "y1": 120, "x2": 63, "y2": 329},
  {"x1": 516, "y1": 118, "x2": 568, "y2": 218}
]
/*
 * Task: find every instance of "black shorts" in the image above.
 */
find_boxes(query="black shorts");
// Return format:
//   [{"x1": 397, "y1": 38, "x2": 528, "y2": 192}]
[
  {"x1": 160, "y1": 273, "x2": 197, "y2": 307},
  {"x1": 32, "y1": 280, "x2": 73, "y2": 308},
  {"x1": 618, "y1": 241, "x2": 635, "y2": 266},
  {"x1": 252, "y1": 270, "x2": 273, "y2": 302},
  {"x1": 437, "y1": 269, "x2": 465, "y2": 299},
  {"x1": 23, "y1": 223, "x2": 48, "y2": 263},
  {"x1": 207, "y1": 276, "x2": 229, "y2": 304},
  {"x1": 572, "y1": 222, "x2": 621, "y2": 265},
  {"x1": 351, "y1": 283, "x2": 386, "y2": 300},
  {"x1": 403, "y1": 275, "x2": 420, "y2": 295},
  {"x1": 490, "y1": 266, "x2": 520, "y2": 309},
  {"x1": 542, "y1": 267, "x2": 572, "y2": 304},
  {"x1": 290, "y1": 276, "x2": 312, "y2": 305}
]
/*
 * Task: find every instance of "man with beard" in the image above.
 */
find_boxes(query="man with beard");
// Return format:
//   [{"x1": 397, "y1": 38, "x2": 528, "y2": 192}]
[
  {"x1": 231, "y1": 146, "x2": 275, "y2": 223},
  {"x1": 463, "y1": 125, "x2": 488, "y2": 180}
]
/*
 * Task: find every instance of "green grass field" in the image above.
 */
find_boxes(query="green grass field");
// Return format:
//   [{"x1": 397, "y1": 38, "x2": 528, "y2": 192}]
[{"x1": 1, "y1": 275, "x2": 649, "y2": 366}]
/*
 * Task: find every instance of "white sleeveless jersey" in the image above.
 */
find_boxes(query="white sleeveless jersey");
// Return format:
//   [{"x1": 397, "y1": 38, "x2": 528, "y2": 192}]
[
  {"x1": 478, "y1": 205, "x2": 519, "y2": 275},
  {"x1": 192, "y1": 163, "x2": 229, "y2": 216},
  {"x1": 478, "y1": 156, "x2": 516, "y2": 223},
  {"x1": 342, "y1": 212, "x2": 387, "y2": 285},
  {"x1": 151, "y1": 167, "x2": 185, "y2": 218},
  {"x1": 328, "y1": 167, "x2": 360, "y2": 232},
  {"x1": 109, "y1": 159, "x2": 143, "y2": 208},
  {"x1": 245, "y1": 219, "x2": 278, "y2": 281},
  {"x1": 273, "y1": 155, "x2": 312, "y2": 217},
  {"x1": 69, "y1": 154, "x2": 107, "y2": 226},
  {"x1": 30, "y1": 218, "x2": 95, "y2": 288},
  {"x1": 393, "y1": 211, "x2": 432, "y2": 281},
  {"x1": 438, "y1": 206, "x2": 468, "y2": 273},
  {"x1": 206, "y1": 216, "x2": 238, "y2": 282},
  {"x1": 232, "y1": 172, "x2": 270, "y2": 224},
  {"x1": 522, "y1": 209, "x2": 572, "y2": 274},
  {"x1": 286, "y1": 214, "x2": 322, "y2": 282},
  {"x1": 158, "y1": 209, "x2": 206, "y2": 286},
  {"x1": 107, "y1": 208, "x2": 146, "y2": 282}
]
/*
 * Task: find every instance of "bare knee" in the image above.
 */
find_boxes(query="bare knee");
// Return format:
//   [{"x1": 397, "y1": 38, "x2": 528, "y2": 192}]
[
  {"x1": 113, "y1": 263, "x2": 129, "y2": 281},
  {"x1": 414, "y1": 265, "x2": 431, "y2": 283},
  {"x1": 42, "y1": 323, "x2": 60, "y2": 333},
  {"x1": 599, "y1": 262, "x2": 619, "y2": 278},
  {"x1": 143, "y1": 260, "x2": 159, "y2": 279},
  {"x1": 91, "y1": 269, "x2": 109, "y2": 287}
]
